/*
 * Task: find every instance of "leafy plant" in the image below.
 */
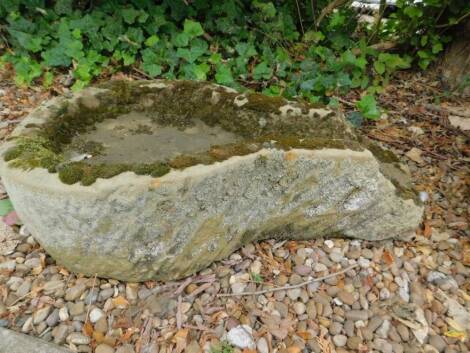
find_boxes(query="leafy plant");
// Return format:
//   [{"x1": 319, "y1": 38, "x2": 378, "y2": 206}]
[
  {"x1": 356, "y1": 95, "x2": 381, "y2": 120},
  {"x1": 0, "y1": 0, "x2": 467, "y2": 119},
  {"x1": 211, "y1": 341, "x2": 234, "y2": 353},
  {"x1": 250, "y1": 272, "x2": 263, "y2": 283}
]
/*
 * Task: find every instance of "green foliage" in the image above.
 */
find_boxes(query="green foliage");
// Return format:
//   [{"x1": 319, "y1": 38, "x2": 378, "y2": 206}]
[
  {"x1": 250, "y1": 272, "x2": 263, "y2": 283},
  {"x1": 0, "y1": 0, "x2": 467, "y2": 119},
  {"x1": 211, "y1": 341, "x2": 234, "y2": 353},
  {"x1": 356, "y1": 95, "x2": 381, "y2": 120},
  {"x1": 385, "y1": 0, "x2": 468, "y2": 70}
]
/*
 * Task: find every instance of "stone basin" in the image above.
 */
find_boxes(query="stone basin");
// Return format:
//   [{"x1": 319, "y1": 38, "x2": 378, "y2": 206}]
[{"x1": 0, "y1": 80, "x2": 423, "y2": 281}]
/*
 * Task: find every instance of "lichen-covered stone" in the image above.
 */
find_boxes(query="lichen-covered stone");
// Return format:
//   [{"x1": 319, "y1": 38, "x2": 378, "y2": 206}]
[{"x1": 0, "y1": 80, "x2": 423, "y2": 281}]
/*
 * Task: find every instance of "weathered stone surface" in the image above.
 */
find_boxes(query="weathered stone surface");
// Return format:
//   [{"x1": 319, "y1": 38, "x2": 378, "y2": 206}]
[
  {"x1": 0, "y1": 327, "x2": 72, "y2": 353},
  {"x1": 0, "y1": 80, "x2": 423, "y2": 281}
]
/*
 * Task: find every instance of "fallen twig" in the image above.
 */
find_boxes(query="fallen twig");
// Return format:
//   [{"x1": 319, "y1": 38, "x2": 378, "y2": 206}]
[
  {"x1": 217, "y1": 264, "x2": 358, "y2": 297},
  {"x1": 176, "y1": 295, "x2": 182, "y2": 329}
]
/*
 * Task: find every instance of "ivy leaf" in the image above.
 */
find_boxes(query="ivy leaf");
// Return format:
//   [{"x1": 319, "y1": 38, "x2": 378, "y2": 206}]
[
  {"x1": 143, "y1": 63, "x2": 162, "y2": 77},
  {"x1": 215, "y1": 64, "x2": 234, "y2": 85},
  {"x1": 374, "y1": 61, "x2": 385, "y2": 75},
  {"x1": 71, "y1": 80, "x2": 87, "y2": 91},
  {"x1": 173, "y1": 32, "x2": 189, "y2": 47},
  {"x1": 183, "y1": 19, "x2": 204, "y2": 38},
  {"x1": 303, "y1": 31, "x2": 325, "y2": 43},
  {"x1": 122, "y1": 7, "x2": 140, "y2": 24},
  {"x1": 144, "y1": 35, "x2": 159, "y2": 47},
  {"x1": 176, "y1": 41, "x2": 207, "y2": 63},
  {"x1": 356, "y1": 95, "x2": 381, "y2": 120},
  {"x1": 8, "y1": 30, "x2": 42, "y2": 52},
  {"x1": 193, "y1": 63, "x2": 210, "y2": 80},
  {"x1": 41, "y1": 47, "x2": 71, "y2": 67},
  {"x1": 122, "y1": 51, "x2": 135, "y2": 66},
  {"x1": 13, "y1": 57, "x2": 42, "y2": 86},
  {"x1": 209, "y1": 53, "x2": 222, "y2": 65},
  {"x1": 253, "y1": 61, "x2": 272, "y2": 80},
  {"x1": 235, "y1": 42, "x2": 257, "y2": 58},
  {"x1": 432, "y1": 42, "x2": 443, "y2": 54},
  {"x1": 404, "y1": 6, "x2": 423, "y2": 19}
]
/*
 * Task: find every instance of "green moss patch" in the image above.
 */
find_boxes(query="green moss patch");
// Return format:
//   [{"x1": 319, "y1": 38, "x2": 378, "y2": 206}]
[{"x1": 4, "y1": 80, "x2": 363, "y2": 186}]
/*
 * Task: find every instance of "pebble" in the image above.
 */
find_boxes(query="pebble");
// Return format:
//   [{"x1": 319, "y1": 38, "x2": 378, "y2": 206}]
[
  {"x1": 0, "y1": 260, "x2": 16, "y2": 271},
  {"x1": 257, "y1": 337, "x2": 269, "y2": 353},
  {"x1": 115, "y1": 344, "x2": 135, "y2": 353},
  {"x1": 33, "y1": 306, "x2": 51, "y2": 324},
  {"x1": 287, "y1": 288, "x2": 301, "y2": 301},
  {"x1": 229, "y1": 273, "x2": 249, "y2": 294},
  {"x1": 357, "y1": 257, "x2": 370, "y2": 268},
  {"x1": 376, "y1": 319, "x2": 391, "y2": 338},
  {"x1": 293, "y1": 302, "x2": 306, "y2": 315},
  {"x1": 100, "y1": 288, "x2": 115, "y2": 301},
  {"x1": 89, "y1": 308, "x2": 105, "y2": 323},
  {"x1": 46, "y1": 309, "x2": 60, "y2": 327},
  {"x1": 337, "y1": 290, "x2": 355, "y2": 305},
  {"x1": 367, "y1": 316, "x2": 383, "y2": 333},
  {"x1": 65, "y1": 283, "x2": 87, "y2": 301},
  {"x1": 58, "y1": 307, "x2": 69, "y2": 322},
  {"x1": 429, "y1": 335, "x2": 447, "y2": 352},
  {"x1": 313, "y1": 263, "x2": 327, "y2": 272},
  {"x1": 329, "y1": 322, "x2": 343, "y2": 335},
  {"x1": 226, "y1": 325, "x2": 255, "y2": 349},
  {"x1": 125, "y1": 283, "x2": 138, "y2": 301},
  {"x1": 95, "y1": 344, "x2": 115, "y2": 353},
  {"x1": 52, "y1": 324, "x2": 70, "y2": 344},
  {"x1": 294, "y1": 265, "x2": 311, "y2": 276},
  {"x1": 16, "y1": 280, "x2": 31, "y2": 297},
  {"x1": 68, "y1": 301, "x2": 85, "y2": 316},
  {"x1": 44, "y1": 280, "x2": 65, "y2": 293},
  {"x1": 333, "y1": 334, "x2": 347, "y2": 347},
  {"x1": 347, "y1": 336, "x2": 362, "y2": 350},
  {"x1": 94, "y1": 317, "x2": 108, "y2": 333},
  {"x1": 345, "y1": 310, "x2": 368, "y2": 321},
  {"x1": 380, "y1": 287, "x2": 391, "y2": 300},
  {"x1": 66, "y1": 332, "x2": 90, "y2": 345}
]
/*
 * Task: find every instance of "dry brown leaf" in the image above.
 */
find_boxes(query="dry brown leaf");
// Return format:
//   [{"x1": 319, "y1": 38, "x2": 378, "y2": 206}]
[
  {"x1": 383, "y1": 250, "x2": 394, "y2": 266},
  {"x1": 423, "y1": 222, "x2": 433, "y2": 238},
  {"x1": 172, "y1": 328, "x2": 188, "y2": 353},
  {"x1": 286, "y1": 346, "x2": 302, "y2": 353},
  {"x1": 120, "y1": 328, "x2": 138, "y2": 342},
  {"x1": 112, "y1": 296, "x2": 129, "y2": 308},
  {"x1": 405, "y1": 147, "x2": 425, "y2": 164},
  {"x1": 83, "y1": 321, "x2": 94, "y2": 337},
  {"x1": 93, "y1": 331, "x2": 104, "y2": 343},
  {"x1": 462, "y1": 241, "x2": 470, "y2": 266},
  {"x1": 315, "y1": 335, "x2": 333, "y2": 353},
  {"x1": 448, "y1": 115, "x2": 470, "y2": 131},
  {"x1": 296, "y1": 331, "x2": 313, "y2": 340}
]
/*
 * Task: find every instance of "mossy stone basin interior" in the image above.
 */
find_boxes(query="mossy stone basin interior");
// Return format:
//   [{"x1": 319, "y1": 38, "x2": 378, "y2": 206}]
[{"x1": 3, "y1": 80, "x2": 362, "y2": 186}]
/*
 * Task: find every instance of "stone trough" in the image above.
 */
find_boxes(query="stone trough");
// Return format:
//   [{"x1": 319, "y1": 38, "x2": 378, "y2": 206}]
[{"x1": 0, "y1": 80, "x2": 423, "y2": 281}]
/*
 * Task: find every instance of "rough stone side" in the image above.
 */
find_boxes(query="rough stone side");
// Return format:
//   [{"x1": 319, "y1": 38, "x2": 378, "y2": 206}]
[
  {"x1": 0, "y1": 328, "x2": 72, "y2": 353},
  {"x1": 1, "y1": 147, "x2": 423, "y2": 281}
]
